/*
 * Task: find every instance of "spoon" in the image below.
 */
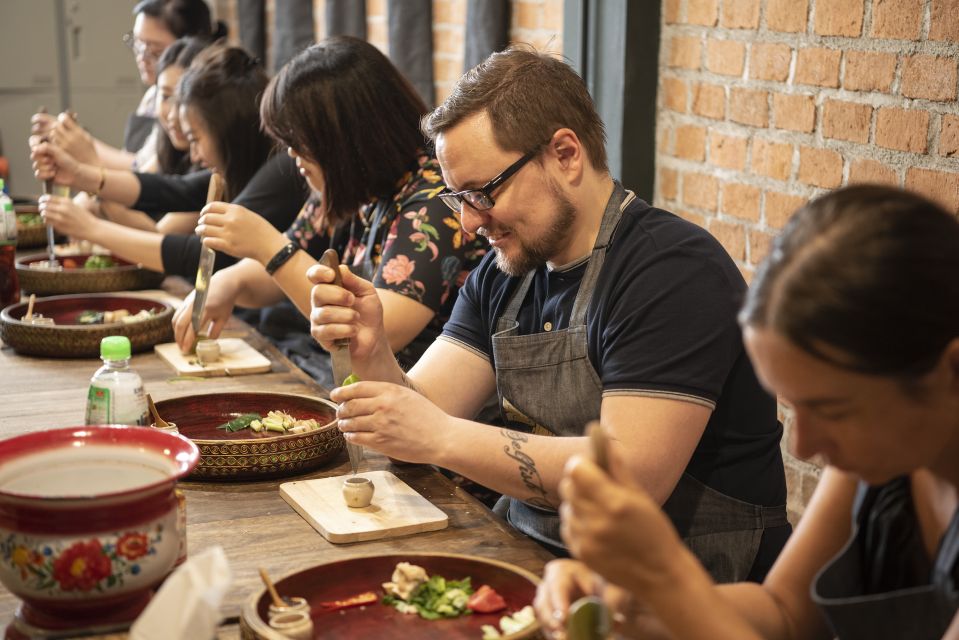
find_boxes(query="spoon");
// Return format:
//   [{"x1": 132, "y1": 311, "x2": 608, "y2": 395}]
[
  {"x1": 146, "y1": 393, "x2": 173, "y2": 430},
  {"x1": 258, "y1": 567, "x2": 285, "y2": 609},
  {"x1": 24, "y1": 294, "x2": 35, "y2": 322}
]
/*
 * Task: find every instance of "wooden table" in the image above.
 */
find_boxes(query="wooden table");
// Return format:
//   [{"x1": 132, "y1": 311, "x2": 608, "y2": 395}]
[{"x1": 0, "y1": 283, "x2": 554, "y2": 636}]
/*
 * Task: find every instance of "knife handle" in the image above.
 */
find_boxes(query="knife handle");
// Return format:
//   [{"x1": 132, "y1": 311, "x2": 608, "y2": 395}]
[
  {"x1": 206, "y1": 172, "x2": 225, "y2": 204},
  {"x1": 318, "y1": 249, "x2": 350, "y2": 349}
]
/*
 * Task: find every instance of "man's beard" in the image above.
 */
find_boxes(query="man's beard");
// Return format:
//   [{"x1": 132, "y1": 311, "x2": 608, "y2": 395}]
[{"x1": 492, "y1": 185, "x2": 577, "y2": 276}]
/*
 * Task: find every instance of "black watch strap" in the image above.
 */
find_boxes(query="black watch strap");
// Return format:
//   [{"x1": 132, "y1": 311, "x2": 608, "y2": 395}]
[{"x1": 264, "y1": 241, "x2": 300, "y2": 275}]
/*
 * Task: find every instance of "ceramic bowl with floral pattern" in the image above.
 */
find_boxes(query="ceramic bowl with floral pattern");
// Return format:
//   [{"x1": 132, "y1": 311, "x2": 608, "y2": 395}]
[{"x1": 0, "y1": 426, "x2": 198, "y2": 633}]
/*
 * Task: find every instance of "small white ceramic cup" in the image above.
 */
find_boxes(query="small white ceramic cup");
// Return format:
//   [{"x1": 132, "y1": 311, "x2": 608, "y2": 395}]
[
  {"x1": 268, "y1": 596, "x2": 310, "y2": 619},
  {"x1": 342, "y1": 476, "x2": 374, "y2": 508},
  {"x1": 268, "y1": 610, "x2": 313, "y2": 639}
]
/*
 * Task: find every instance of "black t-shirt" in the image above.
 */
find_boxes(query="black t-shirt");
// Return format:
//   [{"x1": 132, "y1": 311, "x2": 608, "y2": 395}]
[
  {"x1": 132, "y1": 154, "x2": 308, "y2": 279},
  {"x1": 441, "y1": 198, "x2": 786, "y2": 509}
]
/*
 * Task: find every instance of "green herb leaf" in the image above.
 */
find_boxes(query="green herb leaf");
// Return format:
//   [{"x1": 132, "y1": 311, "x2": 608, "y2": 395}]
[{"x1": 216, "y1": 413, "x2": 262, "y2": 432}]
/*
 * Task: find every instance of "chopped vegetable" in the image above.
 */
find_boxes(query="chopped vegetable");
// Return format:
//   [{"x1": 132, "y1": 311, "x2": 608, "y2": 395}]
[
  {"x1": 17, "y1": 213, "x2": 43, "y2": 226},
  {"x1": 318, "y1": 591, "x2": 379, "y2": 611},
  {"x1": 75, "y1": 308, "x2": 157, "y2": 325},
  {"x1": 77, "y1": 310, "x2": 105, "y2": 325},
  {"x1": 83, "y1": 255, "x2": 116, "y2": 269},
  {"x1": 481, "y1": 605, "x2": 536, "y2": 639},
  {"x1": 343, "y1": 373, "x2": 360, "y2": 386},
  {"x1": 383, "y1": 572, "x2": 473, "y2": 620},
  {"x1": 217, "y1": 413, "x2": 262, "y2": 432},
  {"x1": 467, "y1": 585, "x2": 507, "y2": 613}
]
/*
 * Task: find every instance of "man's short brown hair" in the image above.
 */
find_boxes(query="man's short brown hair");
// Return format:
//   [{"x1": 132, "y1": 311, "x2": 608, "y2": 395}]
[{"x1": 422, "y1": 47, "x2": 608, "y2": 172}]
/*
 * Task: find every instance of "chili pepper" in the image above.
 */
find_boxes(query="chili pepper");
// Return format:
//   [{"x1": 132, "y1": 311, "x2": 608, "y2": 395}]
[{"x1": 317, "y1": 590, "x2": 379, "y2": 611}]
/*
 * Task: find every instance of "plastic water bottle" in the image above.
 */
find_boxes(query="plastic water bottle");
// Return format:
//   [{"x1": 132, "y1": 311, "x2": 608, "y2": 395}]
[
  {"x1": 0, "y1": 179, "x2": 18, "y2": 307},
  {"x1": 85, "y1": 336, "x2": 148, "y2": 425}
]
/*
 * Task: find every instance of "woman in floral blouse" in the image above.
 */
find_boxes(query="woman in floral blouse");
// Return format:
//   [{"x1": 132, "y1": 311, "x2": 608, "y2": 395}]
[{"x1": 171, "y1": 37, "x2": 486, "y2": 382}]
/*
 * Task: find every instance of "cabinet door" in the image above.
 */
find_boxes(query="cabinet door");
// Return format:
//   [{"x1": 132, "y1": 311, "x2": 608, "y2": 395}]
[
  {"x1": 0, "y1": 0, "x2": 61, "y2": 90},
  {"x1": 63, "y1": 0, "x2": 141, "y2": 91}
]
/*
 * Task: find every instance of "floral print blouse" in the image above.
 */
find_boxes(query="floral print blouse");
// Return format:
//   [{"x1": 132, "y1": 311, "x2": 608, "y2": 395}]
[{"x1": 285, "y1": 152, "x2": 487, "y2": 368}]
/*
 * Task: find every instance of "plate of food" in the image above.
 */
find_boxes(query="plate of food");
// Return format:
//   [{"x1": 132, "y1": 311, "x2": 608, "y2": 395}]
[
  {"x1": 240, "y1": 553, "x2": 540, "y2": 640},
  {"x1": 151, "y1": 392, "x2": 343, "y2": 481},
  {"x1": 17, "y1": 251, "x2": 164, "y2": 296},
  {"x1": 0, "y1": 293, "x2": 174, "y2": 358}
]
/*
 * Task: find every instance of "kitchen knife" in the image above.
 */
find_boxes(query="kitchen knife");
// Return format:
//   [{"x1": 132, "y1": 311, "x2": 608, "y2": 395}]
[
  {"x1": 191, "y1": 173, "x2": 225, "y2": 350},
  {"x1": 319, "y1": 248, "x2": 364, "y2": 474}
]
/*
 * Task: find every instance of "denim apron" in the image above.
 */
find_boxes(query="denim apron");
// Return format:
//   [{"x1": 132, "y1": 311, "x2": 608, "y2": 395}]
[
  {"x1": 812, "y1": 483, "x2": 959, "y2": 639},
  {"x1": 490, "y1": 182, "x2": 786, "y2": 581}
]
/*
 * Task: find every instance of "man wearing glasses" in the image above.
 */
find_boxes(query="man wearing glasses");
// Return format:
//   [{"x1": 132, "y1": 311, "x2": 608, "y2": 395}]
[{"x1": 308, "y1": 48, "x2": 789, "y2": 582}]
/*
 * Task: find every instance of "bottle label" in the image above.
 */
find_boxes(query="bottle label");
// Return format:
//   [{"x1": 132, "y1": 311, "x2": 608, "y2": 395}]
[
  {"x1": 1, "y1": 202, "x2": 15, "y2": 243},
  {"x1": 86, "y1": 385, "x2": 111, "y2": 424}
]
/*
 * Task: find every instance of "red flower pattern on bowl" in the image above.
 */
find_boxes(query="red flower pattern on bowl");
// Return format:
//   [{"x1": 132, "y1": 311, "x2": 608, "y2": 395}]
[{"x1": 0, "y1": 426, "x2": 198, "y2": 632}]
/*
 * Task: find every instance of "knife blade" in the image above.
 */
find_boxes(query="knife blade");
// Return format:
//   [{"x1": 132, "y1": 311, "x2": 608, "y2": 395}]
[
  {"x1": 191, "y1": 173, "x2": 225, "y2": 349},
  {"x1": 319, "y1": 248, "x2": 364, "y2": 475}
]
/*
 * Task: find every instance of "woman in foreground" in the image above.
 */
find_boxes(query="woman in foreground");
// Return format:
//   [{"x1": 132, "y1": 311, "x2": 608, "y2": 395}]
[{"x1": 537, "y1": 185, "x2": 959, "y2": 639}]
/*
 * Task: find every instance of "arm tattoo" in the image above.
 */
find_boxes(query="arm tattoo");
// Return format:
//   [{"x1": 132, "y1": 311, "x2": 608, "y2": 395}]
[{"x1": 500, "y1": 429, "x2": 556, "y2": 510}]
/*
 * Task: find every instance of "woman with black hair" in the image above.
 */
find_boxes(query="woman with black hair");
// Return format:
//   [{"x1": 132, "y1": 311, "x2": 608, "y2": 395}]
[
  {"x1": 170, "y1": 37, "x2": 486, "y2": 385},
  {"x1": 32, "y1": 45, "x2": 304, "y2": 280},
  {"x1": 536, "y1": 185, "x2": 959, "y2": 640},
  {"x1": 31, "y1": 0, "x2": 226, "y2": 171}
]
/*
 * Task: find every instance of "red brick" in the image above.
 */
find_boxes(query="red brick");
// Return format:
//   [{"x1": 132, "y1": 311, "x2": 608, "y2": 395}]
[
  {"x1": 658, "y1": 127, "x2": 672, "y2": 154},
  {"x1": 662, "y1": 77, "x2": 687, "y2": 113},
  {"x1": 822, "y1": 100, "x2": 872, "y2": 144},
  {"x1": 871, "y1": 0, "x2": 923, "y2": 40},
  {"x1": 798, "y1": 146, "x2": 843, "y2": 188},
  {"x1": 772, "y1": 94, "x2": 816, "y2": 133},
  {"x1": 795, "y1": 47, "x2": 841, "y2": 87},
  {"x1": 752, "y1": 139, "x2": 794, "y2": 181},
  {"x1": 849, "y1": 159, "x2": 899, "y2": 186},
  {"x1": 941, "y1": 115, "x2": 959, "y2": 158},
  {"x1": 905, "y1": 168, "x2": 959, "y2": 212},
  {"x1": 687, "y1": 0, "x2": 719, "y2": 26},
  {"x1": 706, "y1": 39, "x2": 746, "y2": 76},
  {"x1": 709, "y1": 219, "x2": 746, "y2": 260},
  {"x1": 543, "y1": 0, "x2": 563, "y2": 31},
  {"x1": 815, "y1": 0, "x2": 863, "y2": 37},
  {"x1": 729, "y1": 88, "x2": 768, "y2": 127},
  {"x1": 931, "y1": 0, "x2": 959, "y2": 41},
  {"x1": 659, "y1": 167, "x2": 679, "y2": 200},
  {"x1": 722, "y1": 183, "x2": 761, "y2": 221},
  {"x1": 514, "y1": 1, "x2": 540, "y2": 29},
  {"x1": 749, "y1": 229, "x2": 775, "y2": 265},
  {"x1": 750, "y1": 43, "x2": 791, "y2": 82},
  {"x1": 875, "y1": 108, "x2": 930, "y2": 153},
  {"x1": 721, "y1": 0, "x2": 760, "y2": 29},
  {"x1": 901, "y1": 56, "x2": 958, "y2": 102},
  {"x1": 675, "y1": 125, "x2": 707, "y2": 161},
  {"x1": 669, "y1": 36, "x2": 701, "y2": 70},
  {"x1": 664, "y1": 0, "x2": 681, "y2": 24},
  {"x1": 766, "y1": 0, "x2": 808, "y2": 32},
  {"x1": 709, "y1": 132, "x2": 748, "y2": 170},
  {"x1": 843, "y1": 51, "x2": 897, "y2": 92},
  {"x1": 675, "y1": 209, "x2": 708, "y2": 229},
  {"x1": 692, "y1": 83, "x2": 726, "y2": 120},
  {"x1": 683, "y1": 173, "x2": 719, "y2": 211},
  {"x1": 765, "y1": 191, "x2": 807, "y2": 228}
]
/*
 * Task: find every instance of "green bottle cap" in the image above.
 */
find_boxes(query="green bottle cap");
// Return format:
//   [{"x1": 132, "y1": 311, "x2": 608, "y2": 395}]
[
  {"x1": 0, "y1": 179, "x2": 5, "y2": 191},
  {"x1": 100, "y1": 335, "x2": 132, "y2": 360}
]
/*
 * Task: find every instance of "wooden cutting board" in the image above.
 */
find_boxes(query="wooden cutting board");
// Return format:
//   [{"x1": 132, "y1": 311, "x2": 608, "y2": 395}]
[
  {"x1": 154, "y1": 338, "x2": 272, "y2": 377},
  {"x1": 280, "y1": 470, "x2": 449, "y2": 543}
]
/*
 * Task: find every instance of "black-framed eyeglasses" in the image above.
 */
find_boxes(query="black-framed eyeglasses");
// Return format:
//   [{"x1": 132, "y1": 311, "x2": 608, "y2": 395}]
[
  {"x1": 122, "y1": 31, "x2": 165, "y2": 63},
  {"x1": 439, "y1": 149, "x2": 539, "y2": 213}
]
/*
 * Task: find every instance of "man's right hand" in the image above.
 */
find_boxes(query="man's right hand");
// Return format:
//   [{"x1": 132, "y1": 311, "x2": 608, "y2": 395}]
[
  {"x1": 307, "y1": 262, "x2": 388, "y2": 368},
  {"x1": 30, "y1": 140, "x2": 81, "y2": 187},
  {"x1": 172, "y1": 270, "x2": 240, "y2": 353}
]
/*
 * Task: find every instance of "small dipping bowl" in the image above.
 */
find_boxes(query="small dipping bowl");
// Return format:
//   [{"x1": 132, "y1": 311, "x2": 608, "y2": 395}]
[
  {"x1": 268, "y1": 610, "x2": 313, "y2": 639},
  {"x1": 268, "y1": 596, "x2": 309, "y2": 619},
  {"x1": 151, "y1": 421, "x2": 179, "y2": 435},
  {"x1": 195, "y1": 339, "x2": 221, "y2": 365},
  {"x1": 342, "y1": 476, "x2": 374, "y2": 508}
]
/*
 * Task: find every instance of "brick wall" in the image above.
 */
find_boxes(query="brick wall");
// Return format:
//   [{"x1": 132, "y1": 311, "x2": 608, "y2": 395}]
[
  {"x1": 657, "y1": 0, "x2": 959, "y2": 521},
  {"x1": 212, "y1": 0, "x2": 563, "y2": 103}
]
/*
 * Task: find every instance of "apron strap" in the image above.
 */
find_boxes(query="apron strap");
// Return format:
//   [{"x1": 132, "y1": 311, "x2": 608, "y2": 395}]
[
  {"x1": 360, "y1": 197, "x2": 394, "y2": 278},
  {"x1": 932, "y1": 505, "x2": 959, "y2": 588},
  {"x1": 569, "y1": 181, "x2": 632, "y2": 325}
]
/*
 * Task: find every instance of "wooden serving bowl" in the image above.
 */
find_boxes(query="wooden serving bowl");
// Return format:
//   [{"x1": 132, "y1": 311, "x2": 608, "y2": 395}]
[
  {"x1": 152, "y1": 392, "x2": 343, "y2": 481},
  {"x1": 14, "y1": 215, "x2": 47, "y2": 249},
  {"x1": 0, "y1": 294, "x2": 174, "y2": 358},
  {"x1": 240, "y1": 553, "x2": 541, "y2": 640},
  {"x1": 16, "y1": 253, "x2": 164, "y2": 296}
]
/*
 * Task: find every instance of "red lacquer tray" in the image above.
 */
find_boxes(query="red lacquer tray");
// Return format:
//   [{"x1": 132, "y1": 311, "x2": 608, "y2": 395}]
[
  {"x1": 0, "y1": 293, "x2": 174, "y2": 358},
  {"x1": 240, "y1": 553, "x2": 541, "y2": 639},
  {"x1": 152, "y1": 392, "x2": 343, "y2": 481},
  {"x1": 16, "y1": 252, "x2": 164, "y2": 296}
]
